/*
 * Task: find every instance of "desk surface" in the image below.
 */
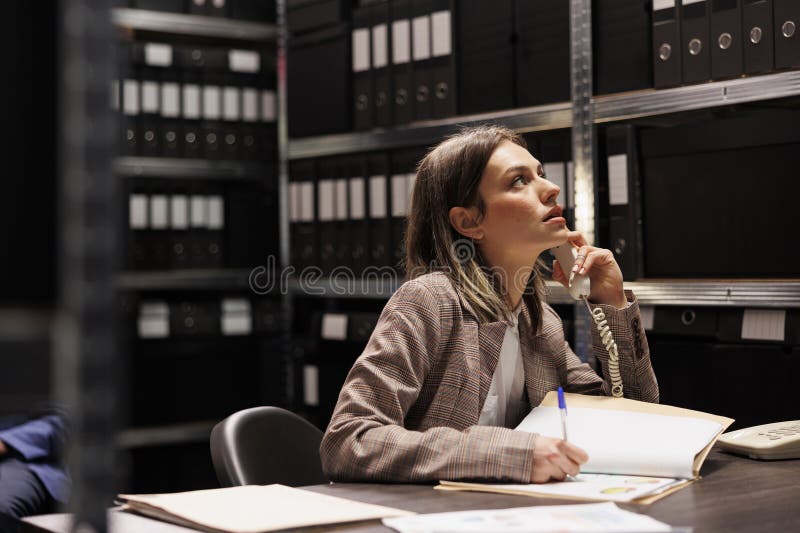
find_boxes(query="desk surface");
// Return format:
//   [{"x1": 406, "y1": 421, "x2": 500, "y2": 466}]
[{"x1": 22, "y1": 451, "x2": 800, "y2": 533}]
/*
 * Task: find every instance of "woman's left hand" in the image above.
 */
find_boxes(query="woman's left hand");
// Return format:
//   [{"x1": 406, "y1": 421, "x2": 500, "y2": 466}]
[{"x1": 552, "y1": 230, "x2": 628, "y2": 309}]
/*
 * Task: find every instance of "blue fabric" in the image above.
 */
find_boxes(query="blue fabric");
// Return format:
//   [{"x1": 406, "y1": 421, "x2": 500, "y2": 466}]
[{"x1": 0, "y1": 414, "x2": 70, "y2": 503}]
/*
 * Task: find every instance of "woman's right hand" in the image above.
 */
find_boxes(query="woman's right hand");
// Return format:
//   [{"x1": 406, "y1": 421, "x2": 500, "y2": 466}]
[{"x1": 530, "y1": 434, "x2": 589, "y2": 483}]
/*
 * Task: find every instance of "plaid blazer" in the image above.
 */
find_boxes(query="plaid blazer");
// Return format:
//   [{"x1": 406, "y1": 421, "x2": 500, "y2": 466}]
[{"x1": 320, "y1": 271, "x2": 658, "y2": 483}]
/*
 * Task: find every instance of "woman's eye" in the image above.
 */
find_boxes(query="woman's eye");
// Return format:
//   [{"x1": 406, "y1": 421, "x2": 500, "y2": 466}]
[{"x1": 512, "y1": 175, "x2": 527, "y2": 187}]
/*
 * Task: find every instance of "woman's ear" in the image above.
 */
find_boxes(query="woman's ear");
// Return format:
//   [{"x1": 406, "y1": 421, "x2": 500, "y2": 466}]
[{"x1": 449, "y1": 206, "x2": 484, "y2": 240}]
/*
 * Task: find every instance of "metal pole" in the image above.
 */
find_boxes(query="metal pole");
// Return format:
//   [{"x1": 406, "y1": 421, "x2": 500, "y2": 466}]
[
  {"x1": 56, "y1": 0, "x2": 118, "y2": 530},
  {"x1": 570, "y1": 0, "x2": 597, "y2": 364}
]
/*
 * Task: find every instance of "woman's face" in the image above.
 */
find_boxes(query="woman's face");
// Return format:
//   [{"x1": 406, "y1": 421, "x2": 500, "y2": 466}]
[{"x1": 475, "y1": 140, "x2": 568, "y2": 263}]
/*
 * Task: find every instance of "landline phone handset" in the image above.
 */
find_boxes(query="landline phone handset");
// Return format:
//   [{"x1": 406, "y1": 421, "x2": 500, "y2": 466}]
[{"x1": 550, "y1": 242, "x2": 624, "y2": 397}]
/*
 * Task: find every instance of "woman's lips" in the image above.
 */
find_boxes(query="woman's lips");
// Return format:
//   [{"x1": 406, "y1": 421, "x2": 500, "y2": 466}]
[{"x1": 544, "y1": 216, "x2": 566, "y2": 225}]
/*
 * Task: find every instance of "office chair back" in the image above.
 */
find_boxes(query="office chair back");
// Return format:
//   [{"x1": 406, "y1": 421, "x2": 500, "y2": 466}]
[{"x1": 210, "y1": 406, "x2": 327, "y2": 487}]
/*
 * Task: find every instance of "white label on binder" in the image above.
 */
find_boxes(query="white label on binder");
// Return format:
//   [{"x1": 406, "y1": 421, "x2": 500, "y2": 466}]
[
  {"x1": 335, "y1": 179, "x2": 348, "y2": 221},
  {"x1": 137, "y1": 314, "x2": 169, "y2": 339},
  {"x1": 261, "y1": 90, "x2": 276, "y2": 122},
  {"x1": 372, "y1": 23, "x2": 388, "y2": 68},
  {"x1": 391, "y1": 174, "x2": 408, "y2": 217},
  {"x1": 566, "y1": 161, "x2": 575, "y2": 208},
  {"x1": 150, "y1": 195, "x2": 169, "y2": 229},
  {"x1": 221, "y1": 298, "x2": 252, "y2": 336},
  {"x1": 138, "y1": 302, "x2": 169, "y2": 339},
  {"x1": 228, "y1": 49, "x2": 260, "y2": 73},
  {"x1": 203, "y1": 86, "x2": 221, "y2": 119},
  {"x1": 160, "y1": 82, "x2": 180, "y2": 117},
  {"x1": 392, "y1": 19, "x2": 411, "y2": 64},
  {"x1": 653, "y1": 0, "x2": 676, "y2": 11},
  {"x1": 289, "y1": 182, "x2": 299, "y2": 223},
  {"x1": 543, "y1": 162, "x2": 566, "y2": 197},
  {"x1": 145, "y1": 43, "x2": 173, "y2": 67},
  {"x1": 190, "y1": 195, "x2": 208, "y2": 227},
  {"x1": 303, "y1": 365, "x2": 319, "y2": 406},
  {"x1": 349, "y1": 177, "x2": 366, "y2": 220},
  {"x1": 142, "y1": 81, "x2": 159, "y2": 114},
  {"x1": 300, "y1": 182, "x2": 315, "y2": 223},
  {"x1": 110, "y1": 80, "x2": 119, "y2": 110},
  {"x1": 406, "y1": 173, "x2": 416, "y2": 213},
  {"x1": 182, "y1": 84, "x2": 201, "y2": 119},
  {"x1": 170, "y1": 195, "x2": 189, "y2": 229},
  {"x1": 639, "y1": 306, "x2": 655, "y2": 331},
  {"x1": 321, "y1": 313, "x2": 348, "y2": 340},
  {"x1": 741, "y1": 309, "x2": 786, "y2": 342},
  {"x1": 607, "y1": 154, "x2": 629, "y2": 206},
  {"x1": 122, "y1": 79, "x2": 140, "y2": 116},
  {"x1": 369, "y1": 175, "x2": 387, "y2": 218},
  {"x1": 223, "y1": 86, "x2": 241, "y2": 121},
  {"x1": 352, "y1": 28, "x2": 370, "y2": 73},
  {"x1": 318, "y1": 179, "x2": 336, "y2": 222},
  {"x1": 412, "y1": 16, "x2": 431, "y2": 61},
  {"x1": 207, "y1": 196, "x2": 225, "y2": 230},
  {"x1": 222, "y1": 314, "x2": 252, "y2": 336},
  {"x1": 431, "y1": 11, "x2": 452, "y2": 57},
  {"x1": 129, "y1": 195, "x2": 148, "y2": 229},
  {"x1": 242, "y1": 88, "x2": 259, "y2": 122},
  {"x1": 681, "y1": 0, "x2": 704, "y2": 6}
]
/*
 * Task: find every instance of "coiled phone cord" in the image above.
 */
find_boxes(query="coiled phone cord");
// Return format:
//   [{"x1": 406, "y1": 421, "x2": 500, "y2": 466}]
[{"x1": 582, "y1": 296, "x2": 624, "y2": 398}]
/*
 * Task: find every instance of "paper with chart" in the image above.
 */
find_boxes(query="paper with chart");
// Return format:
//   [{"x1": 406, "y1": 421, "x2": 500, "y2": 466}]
[
  {"x1": 516, "y1": 406, "x2": 723, "y2": 479},
  {"x1": 383, "y1": 502, "x2": 673, "y2": 533}
]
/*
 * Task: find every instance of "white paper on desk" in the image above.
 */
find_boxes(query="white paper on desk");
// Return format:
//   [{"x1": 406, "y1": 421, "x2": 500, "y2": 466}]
[
  {"x1": 383, "y1": 502, "x2": 672, "y2": 533},
  {"x1": 516, "y1": 406, "x2": 722, "y2": 479},
  {"x1": 118, "y1": 484, "x2": 413, "y2": 533}
]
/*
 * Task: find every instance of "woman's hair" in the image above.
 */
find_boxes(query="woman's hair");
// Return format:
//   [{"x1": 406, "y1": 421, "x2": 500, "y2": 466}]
[{"x1": 404, "y1": 124, "x2": 546, "y2": 331}]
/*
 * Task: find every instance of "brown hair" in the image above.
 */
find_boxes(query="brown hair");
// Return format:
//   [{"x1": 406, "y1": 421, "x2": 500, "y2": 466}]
[{"x1": 404, "y1": 125, "x2": 546, "y2": 330}]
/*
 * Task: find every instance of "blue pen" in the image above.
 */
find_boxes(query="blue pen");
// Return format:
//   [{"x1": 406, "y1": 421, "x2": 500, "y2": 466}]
[{"x1": 557, "y1": 386, "x2": 568, "y2": 442}]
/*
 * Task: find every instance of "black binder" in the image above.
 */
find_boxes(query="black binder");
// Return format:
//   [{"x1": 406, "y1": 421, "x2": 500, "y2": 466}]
[
  {"x1": 411, "y1": 0, "x2": 433, "y2": 120},
  {"x1": 231, "y1": 0, "x2": 276, "y2": 22},
  {"x1": 602, "y1": 124, "x2": 644, "y2": 281},
  {"x1": 774, "y1": 0, "x2": 800, "y2": 69},
  {"x1": 370, "y1": 1, "x2": 394, "y2": 127},
  {"x1": 331, "y1": 158, "x2": 352, "y2": 274},
  {"x1": 158, "y1": 54, "x2": 182, "y2": 159},
  {"x1": 208, "y1": 0, "x2": 228, "y2": 17},
  {"x1": 390, "y1": 0, "x2": 414, "y2": 125},
  {"x1": 515, "y1": 0, "x2": 570, "y2": 106},
  {"x1": 119, "y1": 42, "x2": 139, "y2": 156},
  {"x1": 290, "y1": 160, "x2": 318, "y2": 272},
  {"x1": 681, "y1": 0, "x2": 711, "y2": 84},
  {"x1": 316, "y1": 158, "x2": 339, "y2": 274},
  {"x1": 188, "y1": 0, "x2": 207, "y2": 16},
  {"x1": 287, "y1": 0, "x2": 349, "y2": 34},
  {"x1": 429, "y1": 0, "x2": 456, "y2": 119},
  {"x1": 367, "y1": 153, "x2": 392, "y2": 268},
  {"x1": 653, "y1": 0, "x2": 683, "y2": 88},
  {"x1": 288, "y1": 24, "x2": 351, "y2": 137},
  {"x1": 176, "y1": 46, "x2": 205, "y2": 158},
  {"x1": 743, "y1": 0, "x2": 774, "y2": 74},
  {"x1": 710, "y1": 0, "x2": 743, "y2": 79},
  {"x1": 352, "y1": 6, "x2": 374, "y2": 130},
  {"x1": 201, "y1": 48, "x2": 228, "y2": 161},
  {"x1": 593, "y1": 0, "x2": 653, "y2": 95},
  {"x1": 346, "y1": 155, "x2": 370, "y2": 273},
  {"x1": 168, "y1": 194, "x2": 191, "y2": 269},
  {"x1": 458, "y1": 0, "x2": 513, "y2": 114},
  {"x1": 389, "y1": 148, "x2": 421, "y2": 273},
  {"x1": 148, "y1": 192, "x2": 171, "y2": 270}
]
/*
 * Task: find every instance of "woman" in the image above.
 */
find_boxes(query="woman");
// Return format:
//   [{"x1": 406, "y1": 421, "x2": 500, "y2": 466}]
[{"x1": 320, "y1": 125, "x2": 658, "y2": 484}]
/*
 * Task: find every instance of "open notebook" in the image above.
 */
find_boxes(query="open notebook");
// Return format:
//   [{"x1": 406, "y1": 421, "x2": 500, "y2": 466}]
[
  {"x1": 117, "y1": 484, "x2": 413, "y2": 533},
  {"x1": 439, "y1": 392, "x2": 733, "y2": 504}
]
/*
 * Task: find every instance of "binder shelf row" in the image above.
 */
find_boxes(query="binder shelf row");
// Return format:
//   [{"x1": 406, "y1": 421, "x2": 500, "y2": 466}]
[
  {"x1": 289, "y1": 69, "x2": 800, "y2": 158},
  {"x1": 113, "y1": 7, "x2": 277, "y2": 43}
]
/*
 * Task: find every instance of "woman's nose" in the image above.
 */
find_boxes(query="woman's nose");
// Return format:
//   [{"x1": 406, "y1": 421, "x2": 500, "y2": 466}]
[{"x1": 542, "y1": 181, "x2": 560, "y2": 204}]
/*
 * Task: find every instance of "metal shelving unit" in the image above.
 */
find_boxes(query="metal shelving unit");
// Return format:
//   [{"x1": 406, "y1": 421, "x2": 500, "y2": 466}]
[
  {"x1": 116, "y1": 268, "x2": 256, "y2": 292},
  {"x1": 112, "y1": 7, "x2": 277, "y2": 42},
  {"x1": 114, "y1": 157, "x2": 271, "y2": 181}
]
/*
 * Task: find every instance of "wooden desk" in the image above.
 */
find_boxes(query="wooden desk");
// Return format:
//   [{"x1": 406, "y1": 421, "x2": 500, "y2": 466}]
[{"x1": 21, "y1": 451, "x2": 800, "y2": 533}]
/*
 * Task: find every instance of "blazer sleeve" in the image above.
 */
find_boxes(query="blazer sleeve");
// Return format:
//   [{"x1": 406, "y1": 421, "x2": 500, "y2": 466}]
[
  {"x1": 0, "y1": 414, "x2": 69, "y2": 462},
  {"x1": 553, "y1": 291, "x2": 659, "y2": 403},
  {"x1": 320, "y1": 280, "x2": 536, "y2": 483}
]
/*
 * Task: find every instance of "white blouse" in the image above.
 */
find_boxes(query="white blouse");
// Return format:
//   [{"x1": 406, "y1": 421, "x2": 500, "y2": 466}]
[{"x1": 477, "y1": 303, "x2": 528, "y2": 428}]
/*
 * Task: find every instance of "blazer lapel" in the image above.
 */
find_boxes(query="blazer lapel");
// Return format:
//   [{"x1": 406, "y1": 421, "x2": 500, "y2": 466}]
[{"x1": 477, "y1": 320, "x2": 508, "y2": 410}]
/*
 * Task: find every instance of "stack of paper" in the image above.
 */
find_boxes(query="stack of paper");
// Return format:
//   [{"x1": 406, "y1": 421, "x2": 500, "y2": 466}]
[{"x1": 117, "y1": 484, "x2": 414, "y2": 533}]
